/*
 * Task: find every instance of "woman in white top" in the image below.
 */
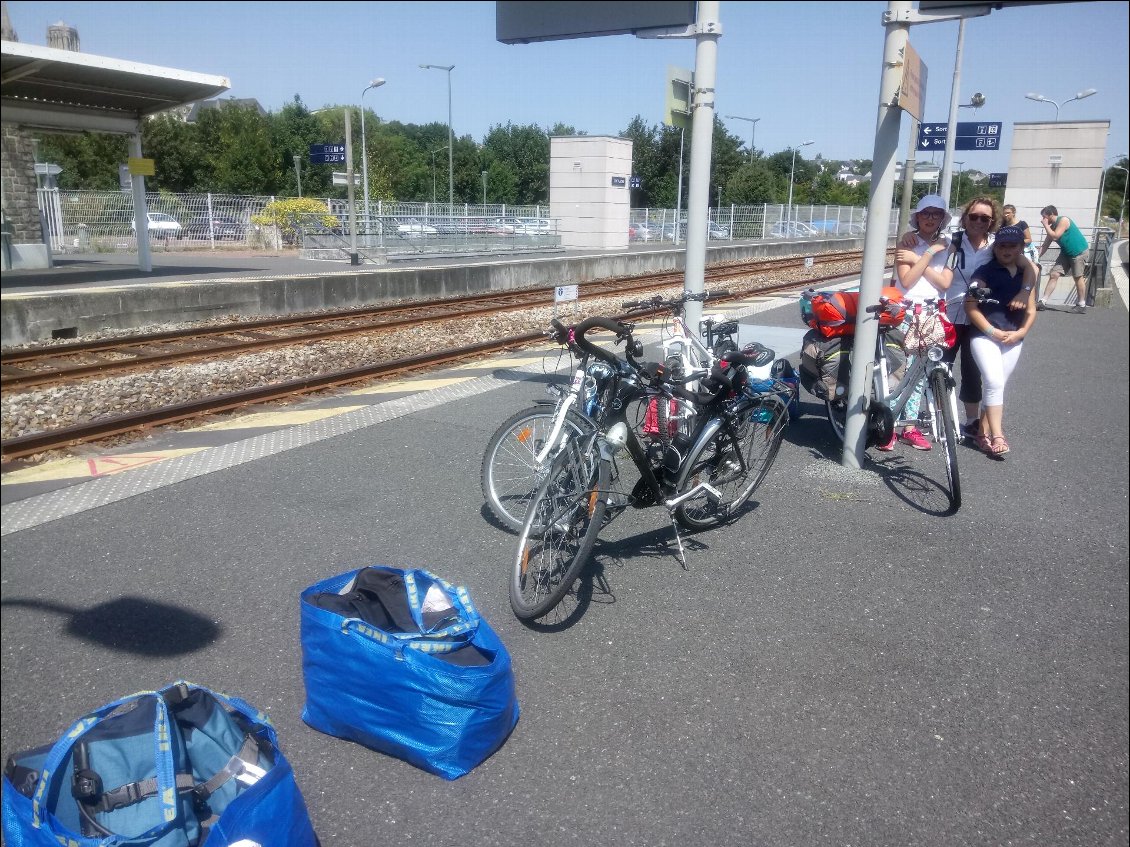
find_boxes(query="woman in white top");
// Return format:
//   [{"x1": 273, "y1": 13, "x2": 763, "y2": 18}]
[
  {"x1": 880, "y1": 195, "x2": 954, "y2": 451},
  {"x1": 901, "y1": 195, "x2": 999, "y2": 439}
]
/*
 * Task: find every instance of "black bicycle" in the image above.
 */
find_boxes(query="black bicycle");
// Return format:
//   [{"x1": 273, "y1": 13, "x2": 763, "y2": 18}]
[{"x1": 510, "y1": 316, "x2": 791, "y2": 620}]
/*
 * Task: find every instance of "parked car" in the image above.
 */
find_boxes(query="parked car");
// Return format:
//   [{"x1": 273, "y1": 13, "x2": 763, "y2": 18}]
[
  {"x1": 185, "y1": 214, "x2": 245, "y2": 240},
  {"x1": 489, "y1": 217, "x2": 524, "y2": 235},
  {"x1": 394, "y1": 217, "x2": 438, "y2": 237},
  {"x1": 629, "y1": 222, "x2": 656, "y2": 241},
  {"x1": 769, "y1": 220, "x2": 817, "y2": 239},
  {"x1": 134, "y1": 212, "x2": 182, "y2": 238},
  {"x1": 707, "y1": 222, "x2": 730, "y2": 240},
  {"x1": 516, "y1": 217, "x2": 553, "y2": 236}
]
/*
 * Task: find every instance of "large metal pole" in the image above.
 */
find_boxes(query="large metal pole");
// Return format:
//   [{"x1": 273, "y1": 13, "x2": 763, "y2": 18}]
[
  {"x1": 841, "y1": 0, "x2": 911, "y2": 468},
  {"x1": 787, "y1": 147, "x2": 798, "y2": 231},
  {"x1": 128, "y1": 133, "x2": 152, "y2": 273},
  {"x1": 446, "y1": 69, "x2": 454, "y2": 210},
  {"x1": 939, "y1": 17, "x2": 965, "y2": 205},
  {"x1": 360, "y1": 106, "x2": 368, "y2": 224},
  {"x1": 681, "y1": 0, "x2": 721, "y2": 335},
  {"x1": 344, "y1": 108, "x2": 359, "y2": 265},
  {"x1": 898, "y1": 117, "x2": 919, "y2": 234},
  {"x1": 675, "y1": 127, "x2": 685, "y2": 246}
]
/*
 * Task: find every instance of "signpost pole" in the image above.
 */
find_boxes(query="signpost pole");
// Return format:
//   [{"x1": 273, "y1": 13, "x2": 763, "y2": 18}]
[
  {"x1": 344, "y1": 108, "x2": 359, "y2": 265},
  {"x1": 939, "y1": 17, "x2": 966, "y2": 206}
]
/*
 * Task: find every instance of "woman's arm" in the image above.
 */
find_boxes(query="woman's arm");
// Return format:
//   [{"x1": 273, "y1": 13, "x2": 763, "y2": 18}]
[{"x1": 896, "y1": 239, "x2": 950, "y2": 291}]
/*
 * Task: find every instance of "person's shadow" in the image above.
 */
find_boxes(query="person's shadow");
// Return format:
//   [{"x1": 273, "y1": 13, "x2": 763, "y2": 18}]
[{"x1": 1, "y1": 596, "x2": 222, "y2": 656}]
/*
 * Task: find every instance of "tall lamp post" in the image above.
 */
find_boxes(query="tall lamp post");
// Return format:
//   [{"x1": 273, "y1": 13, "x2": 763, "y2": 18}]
[
  {"x1": 1024, "y1": 88, "x2": 1097, "y2": 121},
  {"x1": 953, "y1": 161, "x2": 965, "y2": 208},
  {"x1": 1113, "y1": 165, "x2": 1129, "y2": 237},
  {"x1": 787, "y1": 140, "x2": 814, "y2": 230},
  {"x1": 359, "y1": 77, "x2": 386, "y2": 226},
  {"x1": 431, "y1": 146, "x2": 448, "y2": 204},
  {"x1": 420, "y1": 63, "x2": 455, "y2": 210},
  {"x1": 724, "y1": 114, "x2": 760, "y2": 163}
]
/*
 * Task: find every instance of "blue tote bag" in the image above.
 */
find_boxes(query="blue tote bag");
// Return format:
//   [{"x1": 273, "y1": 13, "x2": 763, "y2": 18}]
[
  {"x1": 1, "y1": 681, "x2": 317, "y2": 847},
  {"x1": 300, "y1": 566, "x2": 519, "y2": 780}
]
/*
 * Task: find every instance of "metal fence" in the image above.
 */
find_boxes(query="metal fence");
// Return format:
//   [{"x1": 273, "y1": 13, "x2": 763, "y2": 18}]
[{"x1": 36, "y1": 189, "x2": 890, "y2": 258}]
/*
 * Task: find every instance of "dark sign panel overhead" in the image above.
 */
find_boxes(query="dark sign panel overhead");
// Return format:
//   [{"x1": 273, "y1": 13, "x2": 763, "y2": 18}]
[{"x1": 497, "y1": 1, "x2": 697, "y2": 44}]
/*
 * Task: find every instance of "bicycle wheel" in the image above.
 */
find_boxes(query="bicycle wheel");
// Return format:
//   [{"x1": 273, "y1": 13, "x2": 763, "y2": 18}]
[
  {"x1": 510, "y1": 439, "x2": 609, "y2": 620},
  {"x1": 481, "y1": 405, "x2": 593, "y2": 532},
  {"x1": 674, "y1": 395, "x2": 788, "y2": 531},
  {"x1": 929, "y1": 368, "x2": 962, "y2": 511},
  {"x1": 825, "y1": 397, "x2": 847, "y2": 442}
]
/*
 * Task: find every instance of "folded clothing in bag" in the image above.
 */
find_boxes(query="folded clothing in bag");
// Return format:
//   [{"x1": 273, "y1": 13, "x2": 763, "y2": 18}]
[{"x1": 301, "y1": 566, "x2": 519, "y2": 780}]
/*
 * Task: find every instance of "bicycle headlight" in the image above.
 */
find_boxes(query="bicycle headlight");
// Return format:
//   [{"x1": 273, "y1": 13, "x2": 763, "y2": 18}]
[
  {"x1": 603, "y1": 422, "x2": 629, "y2": 453},
  {"x1": 927, "y1": 345, "x2": 945, "y2": 362}
]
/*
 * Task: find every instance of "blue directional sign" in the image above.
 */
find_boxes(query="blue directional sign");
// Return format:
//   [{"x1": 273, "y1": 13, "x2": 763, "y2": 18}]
[
  {"x1": 309, "y1": 143, "x2": 346, "y2": 164},
  {"x1": 916, "y1": 122, "x2": 1002, "y2": 151},
  {"x1": 629, "y1": 175, "x2": 642, "y2": 189},
  {"x1": 988, "y1": 172, "x2": 1008, "y2": 188}
]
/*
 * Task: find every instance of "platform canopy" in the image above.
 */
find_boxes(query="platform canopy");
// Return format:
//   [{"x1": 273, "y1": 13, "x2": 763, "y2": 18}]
[{"x1": 1, "y1": 40, "x2": 230, "y2": 135}]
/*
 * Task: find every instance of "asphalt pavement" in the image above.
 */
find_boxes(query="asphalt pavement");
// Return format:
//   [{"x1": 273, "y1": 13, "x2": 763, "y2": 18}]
[{"x1": 1, "y1": 286, "x2": 1127, "y2": 846}]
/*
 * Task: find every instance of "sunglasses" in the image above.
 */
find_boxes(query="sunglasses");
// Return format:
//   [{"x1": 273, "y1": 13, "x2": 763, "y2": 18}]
[
  {"x1": 918, "y1": 210, "x2": 945, "y2": 218},
  {"x1": 966, "y1": 213, "x2": 993, "y2": 223}
]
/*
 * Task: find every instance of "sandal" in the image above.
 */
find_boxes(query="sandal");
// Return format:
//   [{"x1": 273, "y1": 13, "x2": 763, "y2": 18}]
[
  {"x1": 990, "y1": 435, "x2": 1010, "y2": 456},
  {"x1": 975, "y1": 434, "x2": 993, "y2": 454}
]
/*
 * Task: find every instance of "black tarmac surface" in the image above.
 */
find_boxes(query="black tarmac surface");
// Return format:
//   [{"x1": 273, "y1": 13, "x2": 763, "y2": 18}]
[{"x1": 1, "y1": 294, "x2": 1127, "y2": 846}]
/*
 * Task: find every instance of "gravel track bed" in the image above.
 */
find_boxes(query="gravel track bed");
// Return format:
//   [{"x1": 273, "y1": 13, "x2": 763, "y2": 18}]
[{"x1": 1, "y1": 259, "x2": 859, "y2": 451}]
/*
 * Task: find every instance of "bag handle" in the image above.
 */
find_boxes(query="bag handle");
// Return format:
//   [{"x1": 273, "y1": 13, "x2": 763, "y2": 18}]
[{"x1": 35, "y1": 688, "x2": 180, "y2": 842}]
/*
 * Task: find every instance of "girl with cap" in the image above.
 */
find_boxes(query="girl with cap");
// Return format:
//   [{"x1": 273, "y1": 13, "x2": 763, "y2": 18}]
[
  {"x1": 882, "y1": 194, "x2": 954, "y2": 451},
  {"x1": 964, "y1": 224, "x2": 1038, "y2": 458}
]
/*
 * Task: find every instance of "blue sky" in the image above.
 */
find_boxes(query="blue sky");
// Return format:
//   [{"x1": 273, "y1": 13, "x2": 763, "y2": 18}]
[{"x1": 7, "y1": 1, "x2": 1128, "y2": 175}]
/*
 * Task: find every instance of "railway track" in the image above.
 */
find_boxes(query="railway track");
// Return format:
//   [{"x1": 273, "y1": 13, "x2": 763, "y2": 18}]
[{"x1": 0, "y1": 251, "x2": 879, "y2": 463}]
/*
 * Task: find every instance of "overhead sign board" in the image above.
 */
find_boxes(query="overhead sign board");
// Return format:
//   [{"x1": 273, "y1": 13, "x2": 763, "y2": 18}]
[
  {"x1": 988, "y1": 172, "x2": 1007, "y2": 188},
  {"x1": 664, "y1": 65, "x2": 693, "y2": 130},
  {"x1": 309, "y1": 143, "x2": 346, "y2": 164},
  {"x1": 497, "y1": 1, "x2": 697, "y2": 43},
  {"x1": 896, "y1": 41, "x2": 926, "y2": 121},
  {"x1": 916, "y1": 121, "x2": 1002, "y2": 151}
]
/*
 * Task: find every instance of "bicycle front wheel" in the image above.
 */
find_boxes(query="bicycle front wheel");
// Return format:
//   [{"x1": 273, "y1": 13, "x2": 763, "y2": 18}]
[
  {"x1": 929, "y1": 368, "x2": 961, "y2": 511},
  {"x1": 675, "y1": 395, "x2": 788, "y2": 531},
  {"x1": 510, "y1": 440, "x2": 609, "y2": 620},
  {"x1": 482, "y1": 405, "x2": 593, "y2": 533}
]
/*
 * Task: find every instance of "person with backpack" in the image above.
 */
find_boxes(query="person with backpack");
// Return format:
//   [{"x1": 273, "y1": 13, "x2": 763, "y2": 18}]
[
  {"x1": 1036, "y1": 205, "x2": 1090, "y2": 313},
  {"x1": 881, "y1": 194, "x2": 954, "y2": 451},
  {"x1": 900, "y1": 195, "x2": 999, "y2": 440},
  {"x1": 965, "y1": 225, "x2": 1038, "y2": 457}
]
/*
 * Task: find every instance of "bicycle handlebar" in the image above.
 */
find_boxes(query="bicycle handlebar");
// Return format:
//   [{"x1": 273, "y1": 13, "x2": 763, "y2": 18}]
[
  {"x1": 571, "y1": 316, "x2": 634, "y2": 368},
  {"x1": 620, "y1": 289, "x2": 729, "y2": 313}
]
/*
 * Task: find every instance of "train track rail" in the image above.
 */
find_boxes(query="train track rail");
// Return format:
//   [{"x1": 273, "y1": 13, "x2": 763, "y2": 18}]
[
  {"x1": 0, "y1": 251, "x2": 879, "y2": 463},
  {"x1": 1, "y1": 252, "x2": 860, "y2": 390}
]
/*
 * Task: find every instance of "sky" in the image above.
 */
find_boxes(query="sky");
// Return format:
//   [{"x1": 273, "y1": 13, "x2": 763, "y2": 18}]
[{"x1": 6, "y1": 1, "x2": 1129, "y2": 176}]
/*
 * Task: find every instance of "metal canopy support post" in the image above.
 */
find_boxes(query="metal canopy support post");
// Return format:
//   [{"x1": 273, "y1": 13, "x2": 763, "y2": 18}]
[
  {"x1": 128, "y1": 133, "x2": 152, "y2": 273},
  {"x1": 842, "y1": 0, "x2": 913, "y2": 469},
  {"x1": 680, "y1": 1, "x2": 721, "y2": 336}
]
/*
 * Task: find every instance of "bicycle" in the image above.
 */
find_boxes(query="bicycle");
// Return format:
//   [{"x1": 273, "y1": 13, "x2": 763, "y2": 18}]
[
  {"x1": 814, "y1": 294, "x2": 965, "y2": 511},
  {"x1": 481, "y1": 297, "x2": 741, "y2": 533},
  {"x1": 509, "y1": 316, "x2": 792, "y2": 621},
  {"x1": 480, "y1": 320, "x2": 618, "y2": 532}
]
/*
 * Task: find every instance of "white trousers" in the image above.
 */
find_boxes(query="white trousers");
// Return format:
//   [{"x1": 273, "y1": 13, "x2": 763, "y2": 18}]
[{"x1": 969, "y1": 333, "x2": 1023, "y2": 407}]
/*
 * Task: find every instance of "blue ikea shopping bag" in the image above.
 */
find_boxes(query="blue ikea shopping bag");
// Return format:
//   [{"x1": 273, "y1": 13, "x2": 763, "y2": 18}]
[
  {"x1": 1, "y1": 681, "x2": 317, "y2": 847},
  {"x1": 300, "y1": 566, "x2": 519, "y2": 780}
]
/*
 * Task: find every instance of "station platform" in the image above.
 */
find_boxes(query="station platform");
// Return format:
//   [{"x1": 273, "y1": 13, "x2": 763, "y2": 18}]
[{"x1": 1, "y1": 273, "x2": 1127, "y2": 845}]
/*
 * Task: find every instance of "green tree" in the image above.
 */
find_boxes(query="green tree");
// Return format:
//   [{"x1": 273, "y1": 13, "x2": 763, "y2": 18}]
[
  {"x1": 193, "y1": 103, "x2": 278, "y2": 194},
  {"x1": 35, "y1": 131, "x2": 127, "y2": 190},
  {"x1": 724, "y1": 161, "x2": 780, "y2": 205},
  {"x1": 482, "y1": 123, "x2": 550, "y2": 204},
  {"x1": 141, "y1": 113, "x2": 204, "y2": 192}
]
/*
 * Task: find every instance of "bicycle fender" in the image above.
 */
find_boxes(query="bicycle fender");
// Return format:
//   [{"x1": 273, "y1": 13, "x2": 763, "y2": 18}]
[{"x1": 671, "y1": 416, "x2": 726, "y2": 492}]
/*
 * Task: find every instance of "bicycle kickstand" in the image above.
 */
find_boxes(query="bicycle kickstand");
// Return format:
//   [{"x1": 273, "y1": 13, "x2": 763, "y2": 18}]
[{"x1": 667, "y1": 515, "x2": 689, "y2": 570}]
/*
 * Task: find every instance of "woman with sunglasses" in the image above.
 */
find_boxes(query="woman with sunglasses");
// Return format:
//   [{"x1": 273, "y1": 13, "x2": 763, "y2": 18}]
[
  {"x1": 904, "y1": 196, "x2": 1000, "y2": 439},
  {"x1": 882, "y1": 194, "x2": 954, "y2": 451}
]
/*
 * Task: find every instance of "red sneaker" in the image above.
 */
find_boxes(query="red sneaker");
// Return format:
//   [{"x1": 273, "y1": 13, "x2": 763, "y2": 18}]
[
  {"x1": 875, "y1": 431, "x2": 898, "y2": 452},
  {"x1": 899, "y1": 427, "x2": 932, "y2": 451}
]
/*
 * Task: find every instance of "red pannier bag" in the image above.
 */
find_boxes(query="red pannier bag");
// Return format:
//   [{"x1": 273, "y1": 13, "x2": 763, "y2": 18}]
[{"x1": 805, "y1": 287, "x2": 905, "y2": 338}]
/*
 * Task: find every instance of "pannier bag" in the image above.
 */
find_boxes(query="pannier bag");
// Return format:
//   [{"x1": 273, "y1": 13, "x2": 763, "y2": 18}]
[
  {"x1": 799, "y1": 329, "x2": 907, "y2": 401},
  {"x1": 1, "y1": 682, "x2": 317, "y2": 847},
  {"x1": 301, "y1": 566, "x2": 519, "y2": 780},
  {"x1": 801, "y1": 287, "x2": 906, "y2": 338}
]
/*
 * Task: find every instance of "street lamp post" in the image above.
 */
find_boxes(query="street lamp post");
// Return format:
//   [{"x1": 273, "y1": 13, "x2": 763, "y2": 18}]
[
  {"x1": 420, "y1": 63, "x2": 455, "y2": 210},
  {"x1": 724, "y1": 114, "x2": 760, "y2": 163},
  {"x1": 787, "y1": 140, "x2": 815, "y2": 230},
  {"x1": 1024, "y1": 88, "x2": 1098, "y2": 121},
  {"x1": 953, "y1": 161, "x2": 964, "y2": 208},
  {"x1": 359, "y1": 77, "x2": 386, "y2": 227},
  {"x1": 430, "y1": 146, "x2": 448, "y2": 204},
  {"x1": 1113, "y1": 165, "x2": 1129, "y2": 236}
]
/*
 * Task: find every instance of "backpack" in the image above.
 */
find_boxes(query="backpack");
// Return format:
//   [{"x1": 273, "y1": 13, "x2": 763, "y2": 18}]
[
  {"x1": 1, "y1": 682, "x2": 317, "y2": 847},
  {"x1": 801, "y1": 287, "x2": 906, "y2": 338},
  {"x1": 798, "y1": 328, "x2": 907, "y2": 401}
]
